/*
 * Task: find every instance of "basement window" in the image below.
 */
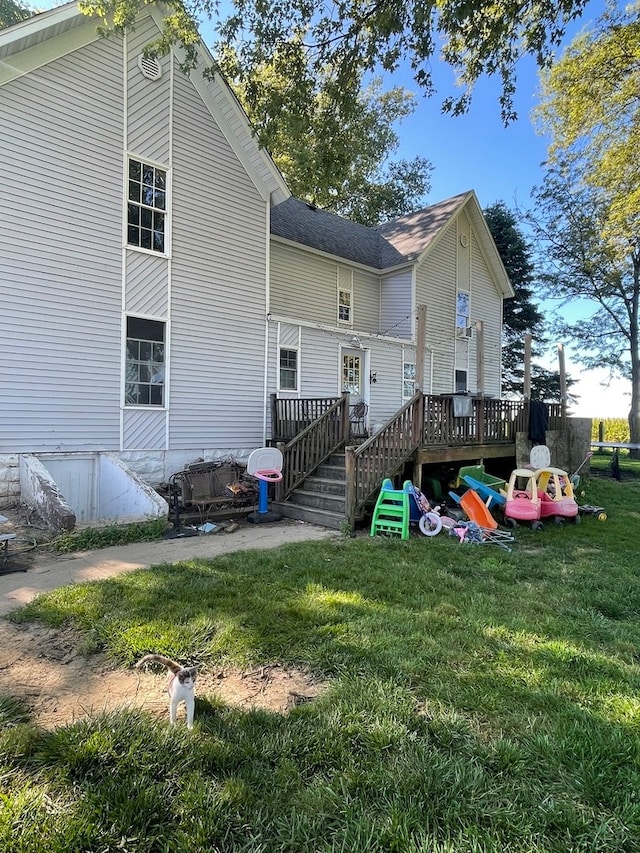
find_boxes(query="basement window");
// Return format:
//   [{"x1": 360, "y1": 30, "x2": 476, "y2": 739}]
[{"x1": 126, "y1": 317, "x2": 165, "y2": 406}]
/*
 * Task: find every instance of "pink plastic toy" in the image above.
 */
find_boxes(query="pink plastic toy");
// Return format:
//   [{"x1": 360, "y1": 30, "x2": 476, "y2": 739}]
[
  {"x1": 503, "y1": 468, "x2": 543, "y2": 530},
  {"x1": 535, "y1": 467, "x2": 580, "y2": 524}
]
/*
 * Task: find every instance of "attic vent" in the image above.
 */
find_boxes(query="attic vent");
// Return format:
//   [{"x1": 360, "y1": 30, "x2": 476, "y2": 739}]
[{"x1": 138, "y1": 54, "x2": 162, "y2": 81}]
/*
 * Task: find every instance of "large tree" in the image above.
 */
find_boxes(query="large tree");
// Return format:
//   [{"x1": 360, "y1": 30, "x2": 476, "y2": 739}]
[
  {"x1": 533, "y1": 4, "x2": 640, "y2": 443},
  {"x1": 529, "y1": 163, "x2": 640, "y2": 440},
  {"x1": 536, "y1": 4, "x2": 640, "y2": 240},
  {"x1": 0, "y1": 0, "x2": 32, "y2": 28},
  {"x1": 216, "y1": 48, "x2": 432, "y2": 224},
  {"x1": 484, "y1": 202, "x2": 575, "y2": 404},
  {"x1": 80, "y1": 0, "x2": 592, "y2": 123}
]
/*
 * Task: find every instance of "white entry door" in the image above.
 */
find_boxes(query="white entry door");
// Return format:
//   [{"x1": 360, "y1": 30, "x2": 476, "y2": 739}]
[{"x1": 341, "y1": 348, "x2": 369, "y2": 434}]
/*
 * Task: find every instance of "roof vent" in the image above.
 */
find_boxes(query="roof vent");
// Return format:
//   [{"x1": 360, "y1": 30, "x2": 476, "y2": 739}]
[{"x1": 138, "y1": 54, "x2": 162, "y2": 81}]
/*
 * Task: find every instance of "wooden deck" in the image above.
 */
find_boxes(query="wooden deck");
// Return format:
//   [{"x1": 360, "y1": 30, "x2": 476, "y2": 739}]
[{"x1": 272, "y1": 394, "x2": 565, "y2": 530}]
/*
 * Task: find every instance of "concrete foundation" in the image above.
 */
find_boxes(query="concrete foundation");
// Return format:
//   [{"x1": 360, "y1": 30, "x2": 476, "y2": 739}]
[
  {"x1": 515, "y1": 418, "x2": 592, "y2": 475},
  {"x1": 19, "y1": 452, "x2": 169, "y2": 532}
]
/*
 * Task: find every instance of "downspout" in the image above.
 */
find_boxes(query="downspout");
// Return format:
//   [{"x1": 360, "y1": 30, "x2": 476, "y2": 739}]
[{"x1": 262, "y1": 198, "x2": 271, "y2": 445}]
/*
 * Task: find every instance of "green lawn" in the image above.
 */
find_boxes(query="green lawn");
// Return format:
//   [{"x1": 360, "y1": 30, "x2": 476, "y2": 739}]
[{"x1": 1, "y1": 468, "x2": 639, "y2": 852}]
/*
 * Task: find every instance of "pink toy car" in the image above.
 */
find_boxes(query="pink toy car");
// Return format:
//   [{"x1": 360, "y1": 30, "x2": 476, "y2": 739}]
[
  {"x1": 504, "y1": 468, "x2": 543, "y2": 530},
  {"x1": 535, "y1": 467, "x2": 580, "y2": 524}
]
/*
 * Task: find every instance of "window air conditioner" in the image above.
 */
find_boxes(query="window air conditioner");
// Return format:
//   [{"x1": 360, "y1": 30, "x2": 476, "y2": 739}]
[{"x1": 456, "y1": 326, "x2": 474, "y2": 339}]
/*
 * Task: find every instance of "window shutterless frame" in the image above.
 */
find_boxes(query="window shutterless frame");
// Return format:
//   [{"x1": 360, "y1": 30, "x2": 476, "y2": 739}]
[
  {"x1": 278, "y1": 348, "x2": 299, "y2": 391},
  {"x1": 125, "y1": 156, "x2": 170, "y2": 256},
  {"x1": 403, "y1": 361, "x2": 416, "y2": 399},
  {"x1": 125, "y1": 316, "x2": 166, "y2": 407},
  {"x1": 337, "y1": 266, "x2": 353, "y2": 325}
]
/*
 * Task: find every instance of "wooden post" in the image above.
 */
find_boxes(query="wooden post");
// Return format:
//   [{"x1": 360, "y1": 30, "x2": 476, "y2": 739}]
[
  {"x1": 271, "y1": 394, "x2": 278, "y2": 441},
  {"x1": 558, "y1": 343, "x2": 567, "y2": 418},
  {"x1": 523, "y1": 334, "x2": 532, "y2": 400},
  {"x1": 415, "y1": 304, "x2": 427, "y2": 391},
  {"x1": 340, "y1": 391, "x2": 350, "y2": 441},
  {"x1": 344, "y1": 445, "x2": 356, "y2": 535},
  {"x1": 275, "y1": 442, "x2": 286, "y2": 502},
  {"x1": 475, "y1": 320, "x2": 485, "y2": 397}
]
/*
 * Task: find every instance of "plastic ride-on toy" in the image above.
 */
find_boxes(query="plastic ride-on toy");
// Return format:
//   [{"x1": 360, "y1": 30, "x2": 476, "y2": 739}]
[
  {"x1": 503, "y1": 468, "x2": 543, "y2": 530},
  {"x1": 535, "y1": 467, "x2": 580, "y2": 525}
]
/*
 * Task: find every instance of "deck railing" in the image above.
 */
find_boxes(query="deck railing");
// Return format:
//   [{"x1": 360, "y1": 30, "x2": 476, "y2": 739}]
[
  {"x1": 275, "y1": 394, "x2": 350, "y2": 501},
  {"x1": 271, "y1": 396, "x2": 341, "y2": 443},
  {"x1": 345, "y1": 391, "x2": 424, "y2": 530},
  {"x1": 423, "y1": 395, "x2": 528, "y2": 445},
  {"x1": 272, "y1": 393, "x2": 565, "y2": 527}
]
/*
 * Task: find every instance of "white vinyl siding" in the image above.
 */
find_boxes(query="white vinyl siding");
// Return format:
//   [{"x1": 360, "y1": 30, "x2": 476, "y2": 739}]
[
  {"x1": 169, "y1": 65, "x2": 268, "y2": 449},
  {"x1": 470, "y1": 233, "x2": 503, "y2": 397},
  {"x1": 270, "y1": 244, "x2": 344, "y2": 326},
  {"x1": 125, "y1": 252, "x2": 169, "y2": 317},
  {"x1": 126, "y1": 20, "x2": 171, "y2": 164},
  {"x1": 353, "y1": 269, "x2": 381, "y2": 333},
  {"x1": 123, "y1": 409, "x2": 166, "y2": 450},
  {"x1": 0, "y1": 36, "x2": 124, "y2": 452},
  {"x1": 416, "y1": 224, "x2": 457, "y2": 394},
  {"x1": 380, "y1": 269, "x2": 413, "y2": 339},
  {"x1": 270, "y1": 244, "x2": 386, "y2": 336}
]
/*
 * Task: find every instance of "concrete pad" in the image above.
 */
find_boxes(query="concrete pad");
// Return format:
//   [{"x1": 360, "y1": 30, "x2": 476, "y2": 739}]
[{"x1": 0, "y1": 521, "x2": 337, "y2": 617}]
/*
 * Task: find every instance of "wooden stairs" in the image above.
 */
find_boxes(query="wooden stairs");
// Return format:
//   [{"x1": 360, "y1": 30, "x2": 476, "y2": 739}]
[{"x1": 271, "y1": 451, "x2": 351, "y2": 530}]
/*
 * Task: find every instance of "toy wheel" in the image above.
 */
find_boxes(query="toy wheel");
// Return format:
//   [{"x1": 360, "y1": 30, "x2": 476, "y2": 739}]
[
  {"x1": 419, "y1": 513, "x2": 442, "y2": 537},
  {"x1": 504, "y1": 517, "x2": 517, "y2": 529},
  {"x1": 554, "y1": 516, "x2": 565, "y2": 526},
  {"x1": 573, "y1": 514, "x2": 581, "y2": 525},
  {"x1": 531, "y1": 521, "x2": 544, "y2": 531},
  {"x1": 598, "y1": 512, "x2": 607, "y2": 521}
]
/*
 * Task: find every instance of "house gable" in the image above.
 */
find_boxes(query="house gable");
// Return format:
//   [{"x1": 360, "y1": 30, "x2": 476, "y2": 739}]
[
  {"x1": 0, "y1": 1, "x2": 289, "y2": 205},
  {"x1": 0, "y1": 3, "x2": 283, "y2": 460}
]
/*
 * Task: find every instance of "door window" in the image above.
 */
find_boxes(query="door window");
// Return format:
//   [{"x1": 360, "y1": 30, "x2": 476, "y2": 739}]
[{"x1": 342, "y1": 353, "x2": 362, "y2": 395}]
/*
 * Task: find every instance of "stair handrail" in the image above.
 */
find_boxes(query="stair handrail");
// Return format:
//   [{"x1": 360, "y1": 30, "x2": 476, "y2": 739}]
[
  {"x1": 345, "y1": 390, "x2": 424, "y2": 530},
  {"x1": 276, "y1": 393, "x2": 350, "y2": 501}
]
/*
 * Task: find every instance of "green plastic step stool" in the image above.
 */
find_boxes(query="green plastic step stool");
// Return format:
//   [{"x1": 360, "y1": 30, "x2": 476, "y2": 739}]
[{"x1": 370, "y1": 478, "x2": 411, "y2": 539}]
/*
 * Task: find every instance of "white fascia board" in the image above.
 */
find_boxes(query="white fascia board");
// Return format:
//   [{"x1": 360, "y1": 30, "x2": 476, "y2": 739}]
[
  {"x1": 0, "y1": 11, "x2": 100, "y2": 87},
  {"x1": 0, "y1": 1, "x2": 80, "y2": 49}
]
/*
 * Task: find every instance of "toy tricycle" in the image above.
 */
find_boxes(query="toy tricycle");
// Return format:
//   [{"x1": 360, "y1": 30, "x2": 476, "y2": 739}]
[
  {"x1": 503, "y1": 468, "x2": 543, "y2": 530},
  {"x1": 535, "y1": 467, "x2": 579, "y2": 524}
]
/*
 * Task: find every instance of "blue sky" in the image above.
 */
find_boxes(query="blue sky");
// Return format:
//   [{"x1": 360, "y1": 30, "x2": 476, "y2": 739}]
[
  {"x1": 372, "y1": 1, "x2": 628, "y2": 420},
  {"x1": 33, "y1": 0, "x2": 630, "y2": 418}
]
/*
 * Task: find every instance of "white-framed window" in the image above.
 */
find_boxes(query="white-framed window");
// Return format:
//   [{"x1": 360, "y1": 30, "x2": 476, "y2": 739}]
[
  {"x1": 279, "y1": 348, "x2": 298, "y2": 391},
  {"x1": 455, "y1": 369, "x2": 468, "y2": 394},
  {"x1": 456, "y1": 290, "x2": 470, "y2": 329},
  {"x1": 403, "y1": 361, "x2": 416, "y2": 398},
  {"x1": 338, "y1": 289, "x2": 352, "y2": 323},
  {"x1": 337, "y1": 267, "x2": 353, "y2": 324},
  {"x1": 125, "y1": 316, "x2": 165, "y2": 406},
  {"x1": 127, "y1": 159, "x2": 167, "y2": 253}
]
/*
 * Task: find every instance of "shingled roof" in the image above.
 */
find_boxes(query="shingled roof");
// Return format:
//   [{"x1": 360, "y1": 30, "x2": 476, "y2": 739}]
[
  {"x1": 270, "y1": 192, "x2": 472, "y2": 271},
  {"x1": 376, "y1": 192, "x2": 471, "y2": 264}
]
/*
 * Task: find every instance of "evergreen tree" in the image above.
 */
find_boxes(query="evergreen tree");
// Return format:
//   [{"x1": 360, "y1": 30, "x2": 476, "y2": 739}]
[{"x1": 485, "y1": 202, "x2": 576, "y2": 404}]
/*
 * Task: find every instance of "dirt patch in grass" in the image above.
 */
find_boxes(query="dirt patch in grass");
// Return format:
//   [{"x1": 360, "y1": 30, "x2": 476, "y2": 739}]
[{"x1": 0, "y1": 621, "x2": 326, "y2": 729}]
